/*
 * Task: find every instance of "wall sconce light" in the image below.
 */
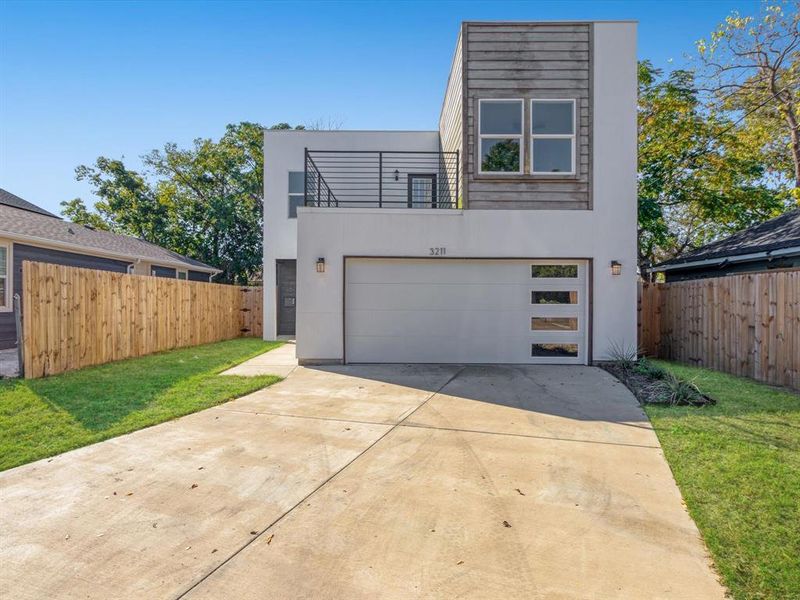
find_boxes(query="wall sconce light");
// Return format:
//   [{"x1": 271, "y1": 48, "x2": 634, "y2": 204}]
[
  {"x1": 610, "y1": 260, "x2": 622, "y2": 276},
  {"x1": 316, "y1": 257, "x2": 326, "y2": 273},
  {"x1": 394, "y1": 169, "x2": 399, "y2": 181}
]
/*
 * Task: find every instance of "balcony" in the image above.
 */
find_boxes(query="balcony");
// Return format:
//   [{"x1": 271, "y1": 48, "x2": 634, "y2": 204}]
[{"x1": 304, "y1": 150, "x2": 460, "y2": 209}]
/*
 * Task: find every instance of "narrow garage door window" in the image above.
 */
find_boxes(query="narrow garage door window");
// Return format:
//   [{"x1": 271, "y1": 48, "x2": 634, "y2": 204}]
[{"x1": 529, "y1": 261, "x2": 586, "y2": 363}]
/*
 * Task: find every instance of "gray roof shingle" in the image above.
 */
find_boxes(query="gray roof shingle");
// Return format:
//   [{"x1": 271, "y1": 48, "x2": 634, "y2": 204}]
[
  {"x1": 657, "y1": 209, "x2": 800, "y2": 268},
  {"x1": 0, "y1": 191, "x2": 217, "y2": 272},
  {"x1": 0, "y1": 188, "x2": 60, "y2": 218}
]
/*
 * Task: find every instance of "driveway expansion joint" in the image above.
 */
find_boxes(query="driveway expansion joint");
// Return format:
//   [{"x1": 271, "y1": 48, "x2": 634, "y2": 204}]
[
  {"x1": 213, "y1": 406, "x2": 660, "y2": 450},
  {"x1": 175, "y1": 366, "x2": 466, "y2": 599}
]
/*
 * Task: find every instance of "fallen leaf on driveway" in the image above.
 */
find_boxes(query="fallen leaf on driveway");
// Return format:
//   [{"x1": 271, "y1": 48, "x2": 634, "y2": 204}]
[
  {"x1": 502, "y1": 521, "x2": 512, "y2": 528},
  {"x1": 250, "y1": 530, "x2": 258, "y2": 535},
  {"x1": 266, "y1": 534, "x2": 274, "y2": 545},
  {"x1": 191, "y1": 483, "x2": 198, "y2": 489},
  {"x1": 515, "y1": 488, "x2": 525, "y2": 496}
]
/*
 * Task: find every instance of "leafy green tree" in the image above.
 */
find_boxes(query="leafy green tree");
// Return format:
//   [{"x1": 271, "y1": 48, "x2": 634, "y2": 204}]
[
  {"x1": 696, "y1": 2, "x2": 800, "y2": 195},
  {"x1": 638, "y1": 61, "x2": 784, "y2": 270},
  {"x1": 66, "y1": 122, "x2": 304, "y2": 283},
  {"x1": 60, "y1": 198, "x2": 111, "y2": 231},
  {"x1": 73, "y1": 157, "x2": 169, "y2": 243}
]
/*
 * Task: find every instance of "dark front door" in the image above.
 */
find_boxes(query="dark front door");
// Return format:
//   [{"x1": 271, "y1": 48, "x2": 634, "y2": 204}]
[{"x1": 276, "y1": 259, "x2": 296, "y2": 336}]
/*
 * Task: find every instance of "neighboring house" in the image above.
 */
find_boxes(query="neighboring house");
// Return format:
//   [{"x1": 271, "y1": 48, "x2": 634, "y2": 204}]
[
  {"x1": 263, "y1": 21, "x2": 638, "y2": 365},
  {"x1": 651, "y1": 209, "x2": 800, "y2": 282},
  {"x1": 0, "y1": 188, "x2": 219, "y2": 349}
]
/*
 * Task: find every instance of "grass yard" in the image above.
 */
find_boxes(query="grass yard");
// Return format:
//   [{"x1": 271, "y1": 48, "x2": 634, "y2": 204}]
[
  {"x1": 646, "y1": 361, "x2": 800, "y2": 600},
  {"x1": 0, "y1": 338, "x2": 282, "y2": 471}
]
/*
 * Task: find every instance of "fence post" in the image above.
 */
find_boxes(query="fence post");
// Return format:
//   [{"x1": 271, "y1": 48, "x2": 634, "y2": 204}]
[{"x1": 13, "y1": 293, "x2": 23, "y2": 378}]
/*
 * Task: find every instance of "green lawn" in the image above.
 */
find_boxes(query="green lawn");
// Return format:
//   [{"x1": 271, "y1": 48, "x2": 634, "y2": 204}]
[
  {"x1": 646, "y1": 361, "x2": 800, "y2": 600},
  {"x1": 0, "y1": 338, "x2": 282, "y2": 471}
]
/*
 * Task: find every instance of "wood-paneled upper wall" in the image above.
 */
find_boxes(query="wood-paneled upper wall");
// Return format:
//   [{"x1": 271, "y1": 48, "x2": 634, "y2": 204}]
[
  {"x1": 439, "y1": 22, "x2": 593, "y2": 210},
  {"x1": 438, "y1": 29, "x2": 463, "y2": 206}
]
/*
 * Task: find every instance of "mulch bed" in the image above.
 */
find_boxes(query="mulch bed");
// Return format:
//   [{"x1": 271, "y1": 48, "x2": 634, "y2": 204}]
[{"x1": 600, "y1": 362, "x2": 716, "y2": 407}]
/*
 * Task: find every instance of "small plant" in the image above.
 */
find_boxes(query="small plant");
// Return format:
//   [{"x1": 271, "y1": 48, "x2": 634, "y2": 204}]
[
  {"x1": 644, "y1": 373, "x2": 714, "y2": 406},
  {"x1": 606, "y1": 340, "x2": 640, "y2": 373},
  {"x1": 634, "y1": 357, "x2": 666, "y2": 380}
]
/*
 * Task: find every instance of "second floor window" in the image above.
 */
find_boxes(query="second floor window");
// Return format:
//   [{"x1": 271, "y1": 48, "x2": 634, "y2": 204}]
[
  {"x1": 479, "y1": 99, "x2": 523, "y2": 174},
  {"x1": 531, "y1": 99, "x2": 576, "y2": 175},
  {"x1": 288, "y1": 171, "x2": 305, "y2": 218}
]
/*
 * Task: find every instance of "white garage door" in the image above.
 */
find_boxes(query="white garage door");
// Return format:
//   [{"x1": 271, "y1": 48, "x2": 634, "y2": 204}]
[{"x1": 344, "y1": 258, "x2": 589, "y2": 364}]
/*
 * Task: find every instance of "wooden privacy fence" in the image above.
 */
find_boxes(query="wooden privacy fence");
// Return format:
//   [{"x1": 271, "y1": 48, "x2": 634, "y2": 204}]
[
  {"x1": 639, "y1": 269, "x2": 800, "y2": 390},
  {"x1": 22, "y1": 261, "x2": 263, "y2": 379}
]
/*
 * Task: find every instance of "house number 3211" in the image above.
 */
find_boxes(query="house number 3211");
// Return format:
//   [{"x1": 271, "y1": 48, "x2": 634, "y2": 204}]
[{"x1": 429, "y1": 247, "x2": 447, "y2": 256}]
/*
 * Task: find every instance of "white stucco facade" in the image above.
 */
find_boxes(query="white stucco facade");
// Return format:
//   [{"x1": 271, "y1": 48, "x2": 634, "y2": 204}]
[
  {"x1": 264, "y1": 21, "x2": 637, "y2": 364},
  {"x1": 263, "y1": 130, "x2": 441, "y2": 339}
]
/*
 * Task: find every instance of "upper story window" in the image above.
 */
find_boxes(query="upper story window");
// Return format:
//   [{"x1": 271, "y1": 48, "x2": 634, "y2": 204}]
[
  {"x1": 478, "y1": 99, "x2": 523, "y2": 174},
  {"x1": 531, "y1": 99, "x2": 575, "y2": 175},
  {"x1": 0, "y1": 244, "x2": 8, "y2": 310},
  {"x1": 288, "y1": 171, "x2": 304, "y2": 218}
]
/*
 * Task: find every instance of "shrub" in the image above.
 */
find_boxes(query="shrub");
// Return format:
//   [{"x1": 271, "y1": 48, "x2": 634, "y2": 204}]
[
  {"x1": 643, "y1": 373, "x2": 714, "y2": 406},
  {"x1": 634, "y1": 357, "x2": 666, "y2": 380},
  {"x1": 607, "y1": 340, "x2": 639, "y2": 373}
]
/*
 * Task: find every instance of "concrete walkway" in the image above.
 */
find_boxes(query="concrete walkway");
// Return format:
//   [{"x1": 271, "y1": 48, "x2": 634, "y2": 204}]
[
  {"x1": 220, "y1": 342, "x2": 297, "y2": 378},
  {"x1": 0, "y1": 364, "x2": 725, "y2": 599}
]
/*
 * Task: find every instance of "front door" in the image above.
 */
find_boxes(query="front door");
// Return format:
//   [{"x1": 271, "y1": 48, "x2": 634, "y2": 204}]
[
  {"x1": 276, "y1": 259, "x2": 296, "y2": 336},
  {"x1": 407, "y1": 174, "x2": 437, "y2": 208}
]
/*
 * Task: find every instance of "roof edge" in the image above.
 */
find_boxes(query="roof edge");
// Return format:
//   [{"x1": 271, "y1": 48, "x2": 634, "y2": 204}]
[
  {"x1": 0, "y1": 229, "x2": 220, "y2": 273},
  {"x1": 650, "y1": 245, "x2": 800, "y2": 272}
]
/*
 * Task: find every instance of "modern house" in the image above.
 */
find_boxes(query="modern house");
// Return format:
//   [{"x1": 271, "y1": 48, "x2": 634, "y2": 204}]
[
  {"x1": 651, "y1": 209, "x2": 800, "y2": 282},
  {"x1": 263, "y1": 21, "x2": 637, "y2": 365},
  {"x1": 0, "y1": 188, "x2": 219, "y2": 349}
]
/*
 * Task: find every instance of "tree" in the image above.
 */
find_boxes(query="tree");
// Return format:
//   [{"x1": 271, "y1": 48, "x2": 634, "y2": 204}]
[
  {"x1": 60, "y1": 198, "x2": 111, "y2": 231},
  {"x1": 696, "y1": 2, "x2": 800, "y2": 195},
  {"x1": 142, "y1": 122, "x2": 265, "y2": 284},
  {"x1": 638, "y1": 61, "x2": 784, "y2": 270},
  {"x1": 66, "y1": 122, "x2": 305, "y2": 283},
  {"x1": 74, "y1": 156, "x2": 170, "y2": 244}
]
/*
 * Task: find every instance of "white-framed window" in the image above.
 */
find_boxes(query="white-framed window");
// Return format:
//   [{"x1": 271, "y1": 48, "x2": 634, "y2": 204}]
[
  {"x1": 478, "y1": 99, "x2": 523, "y2": 174},
  {"x1": 531, "y1": 99, "x2": 576, "y2": 175},
  {"x1": 177, "y1": 270, "x2": 188, "y2": 280},
  {"x1": 288, "y1": 171, "x2": 305, "y2": 218},
  {"x1": 0, "y1": 243, "x2": 9, "y2": 311}
]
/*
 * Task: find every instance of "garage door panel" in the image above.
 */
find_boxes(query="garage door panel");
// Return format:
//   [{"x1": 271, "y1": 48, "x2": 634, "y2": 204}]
[
  {"x1": 345, "y1": 259, "x2": 588, "y2": 364},
  {"x1": 345, "y1": 334, "x2": 535, "y2": 364},
  {"x1": 346, "y1": 309, "x2": 538, "y2": 338},
  {"x1": 347, "y1": 283, "x2": 536, "y2": 311},
  {"x1": 347, "y1": 260, "x2": 533, "y2": 285}
]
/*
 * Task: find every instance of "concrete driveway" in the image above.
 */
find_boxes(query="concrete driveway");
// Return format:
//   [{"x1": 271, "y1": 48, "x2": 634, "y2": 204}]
[{"x1": 0, "y1": 364, "x2": 724, "y2": 599}]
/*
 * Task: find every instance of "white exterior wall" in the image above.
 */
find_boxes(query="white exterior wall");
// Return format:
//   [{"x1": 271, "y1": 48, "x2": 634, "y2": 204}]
[
  {"x1": 263, "y1": 130, "x2": 440, "y2": 339},
  {"x1": 293, "y1": 21, "x2": 637, "y2": 362}
]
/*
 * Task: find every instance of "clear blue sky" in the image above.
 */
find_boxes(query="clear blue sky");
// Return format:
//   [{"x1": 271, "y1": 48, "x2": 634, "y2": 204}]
[{"x1": 1, "y1": 0, "x2": 761, "y2": 214}]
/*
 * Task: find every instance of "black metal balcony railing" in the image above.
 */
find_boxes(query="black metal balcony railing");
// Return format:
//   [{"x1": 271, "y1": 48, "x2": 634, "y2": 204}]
[{"x1": 304, "y1": 149, "x2": 459, "y2": 209}]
